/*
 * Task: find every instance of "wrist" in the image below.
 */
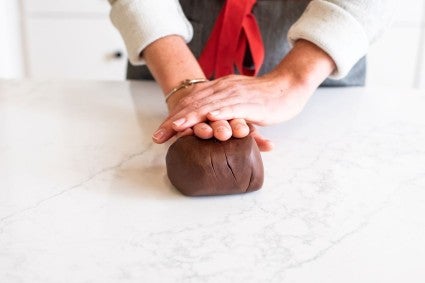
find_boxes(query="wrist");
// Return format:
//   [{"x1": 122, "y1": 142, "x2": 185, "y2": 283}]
[
  {"x1": 166, "y1": 85, "x2": 195, "y2": 113},
  {"x1": 265, "y1": 39, "x2": 336, "y2": 91},
  {"x1": 165, "y1": 78, "x2": 208, "y2": 102}
]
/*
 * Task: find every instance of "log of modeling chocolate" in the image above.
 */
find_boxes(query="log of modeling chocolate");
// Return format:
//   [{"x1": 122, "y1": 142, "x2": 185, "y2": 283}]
[{"x1": 166, "y1": 135, "x2": 264, "y2": 196}]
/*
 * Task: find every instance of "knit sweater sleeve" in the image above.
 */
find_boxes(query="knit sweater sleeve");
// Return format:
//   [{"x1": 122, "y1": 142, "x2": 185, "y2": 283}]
[
  {"x1": 288, "y1": 0, "x2": 396, "y2": 79},
  {"x1": 108, "y1": 0, "x2": 193, "y2": 65}
]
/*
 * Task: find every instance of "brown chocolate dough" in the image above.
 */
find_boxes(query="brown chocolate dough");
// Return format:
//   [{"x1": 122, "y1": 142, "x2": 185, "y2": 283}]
[{"x1": 166, "y1": 135, "x2": 264, "y2": 196}]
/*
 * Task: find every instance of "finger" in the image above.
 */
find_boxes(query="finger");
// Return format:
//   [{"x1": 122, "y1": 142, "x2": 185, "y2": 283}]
[
  {"x1": 152, "y1": 109, "x2": 210, "y2": 144},
  {"x1": 193, "y1": 122, "x2": 214, "y2": 139},
  {"x1": 229, "y1": 118, "x2": 250, "y2": 138},
  {"x1": 170, "y1": 94, "x2": 243, "y2": 131},
  {"x1": 207, "y1": 103, "x2": 269, "y2": 126},
  {"x1": 153, "y1": 77, "x2": 245, "y2": 143},
  {"x1": 210, "y1": 120, "x2": 232, "y2": 141},
  {"x1": 164, "y1": 77, "x2": 255, "y2": 137},
  {"x1": 176, "y1": 128, "x2": 193, "y2": 138},
  {"x1": 152, "y1": 125, "x2": 176, "y2": 144},
  {"x1": 250, "y1": 129, "x2": 274, "y2": 152},
  {"x1": 169, "y1": 78, "x2": 238, "y2": 114},
  {"x1": 170, "y1": 78, "x2": 250, "y2": 130},
  {"x1": 170, "y1": 86, "x2": 215, "y2": 114}
]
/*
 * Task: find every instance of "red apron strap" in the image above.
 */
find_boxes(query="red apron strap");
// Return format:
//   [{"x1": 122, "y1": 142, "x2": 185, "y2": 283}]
[{"x1": 198, "y1": 0, "x2": 265, "y2": 79}]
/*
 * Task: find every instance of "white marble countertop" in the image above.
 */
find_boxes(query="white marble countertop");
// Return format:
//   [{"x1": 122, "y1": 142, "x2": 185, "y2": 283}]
[{"x1": 0, "y1": 80, "x2": 424, "y2": 283}]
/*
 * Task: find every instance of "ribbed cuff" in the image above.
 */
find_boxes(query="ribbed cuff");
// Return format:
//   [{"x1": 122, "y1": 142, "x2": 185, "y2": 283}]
[
  {"x1": 110, "y1": 0, "x2": 193, "y2": 65},
  {"x1": 288, "y1": 0, "x2": 369, "y2": 79}
]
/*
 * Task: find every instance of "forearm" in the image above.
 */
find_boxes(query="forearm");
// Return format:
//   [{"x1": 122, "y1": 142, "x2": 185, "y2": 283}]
[{"x1": 143, "y1": 35, "x2": 205, "y2": 95}]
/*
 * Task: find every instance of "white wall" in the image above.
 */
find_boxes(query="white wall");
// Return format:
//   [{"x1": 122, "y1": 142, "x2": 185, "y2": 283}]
[
  {"x1": 366, "y1": 0, "x2": 425, "y2": 88},
  {"x1": 0, "y1": 0, "x2": 24, "y2": 79}
]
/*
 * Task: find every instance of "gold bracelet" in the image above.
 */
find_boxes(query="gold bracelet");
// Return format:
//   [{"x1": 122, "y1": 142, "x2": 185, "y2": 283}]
[{"x1": 164, "y1": 78, "x2": 208, "y2": 102}]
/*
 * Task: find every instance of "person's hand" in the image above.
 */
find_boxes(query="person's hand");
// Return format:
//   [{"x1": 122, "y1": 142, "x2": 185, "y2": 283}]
[
  {"x1": 159, "y1": 83, "x2": 275, "y2": 151},
  {"x1": 152, "y1": 71, "x2": 316, "y2": 146}
]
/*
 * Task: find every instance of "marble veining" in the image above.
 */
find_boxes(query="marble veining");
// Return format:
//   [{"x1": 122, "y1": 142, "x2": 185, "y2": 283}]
[{"x1": 0, "y1": 80, "x2": 424, "y2": 282}]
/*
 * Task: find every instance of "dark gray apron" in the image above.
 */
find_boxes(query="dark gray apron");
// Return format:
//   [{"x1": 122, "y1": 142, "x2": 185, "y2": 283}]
[{"x1": 127, "y1": 0, "x2": 366, "y2": 87}]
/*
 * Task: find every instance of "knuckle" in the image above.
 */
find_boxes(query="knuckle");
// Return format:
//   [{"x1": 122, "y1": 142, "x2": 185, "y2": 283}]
[
  {"x1": 187, "y1": 110, "x2": 205, "y2": 122},
  {"x1": 191, "y1": 100, "x2": 201, "y2": 110},
  {"x1": 178, "y1": 100, "x2": 188, "y2": 108},
  {"x1": 230, "y1": 84, "x2": 246, "y2": 97},
  {"x1": 226, "y1": 105, "x2": 235, "y2": 115},
  {"x1": 215, "y1": 81, "x2": 224, "y2": 90},
  {"x1": 234, "y1": 118, "x2": 246, "y2": 124},
  {"x1": 221, "y1": 120, "x2": 232, "y2": 128},
  {"x1": 227, "y1": 84, "x2": 239, "y2": 94},
  {"x1": 180, "y1": 96, "x2": 193, "y2": 106},
  {"x1": 210, "y1": 99, "x2": 222, "y2": 108},
  {"x1": 223, "y1": 74, "x2": 237, "y2": 80},
  {"x1": 186, "y1": 111, "x2": 197, "y2": 120},
  {"x1": 216, "y1": 79, "x2": 229, "y2": 89}
]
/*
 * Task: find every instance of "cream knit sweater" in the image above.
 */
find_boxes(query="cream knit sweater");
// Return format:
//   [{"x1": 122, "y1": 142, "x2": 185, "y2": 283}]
[{"x1": 108, "y1": 0, "x2": 395, "y2": 79}]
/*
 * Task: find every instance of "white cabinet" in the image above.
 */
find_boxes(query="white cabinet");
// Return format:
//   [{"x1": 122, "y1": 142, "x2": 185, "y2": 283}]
[{"x1": 23, "y1": 0, "x2": 126, "y2": 80}]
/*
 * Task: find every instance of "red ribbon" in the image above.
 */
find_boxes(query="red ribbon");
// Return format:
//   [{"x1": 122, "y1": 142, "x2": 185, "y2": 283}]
[{"x1": 198, "y1": 0, "x2": 265, "y2": 79}]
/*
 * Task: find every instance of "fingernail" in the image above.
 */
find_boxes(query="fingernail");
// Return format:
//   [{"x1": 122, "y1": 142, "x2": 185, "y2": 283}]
[
  {"x1": 172, "y1": 117, "x2": 186, "y2": 127},
  {"x1": 209, "y1": 110, "x2": 220, "y2": 116},
  {"x1": 216, "y1": 126, "x2": 228, "y2": 133},
  {"x1": 152, "y1": 129, "x2": 164, "y2": 140},
  {"x1": 234, "y1": 123, "x2": 245, "y2": 130}
]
